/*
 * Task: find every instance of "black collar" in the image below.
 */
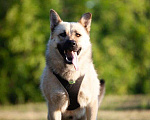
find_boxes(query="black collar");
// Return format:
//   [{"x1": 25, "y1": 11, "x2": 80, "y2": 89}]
[{"x1": 53, "y1": 71, "x2": 84, "y2": 110}]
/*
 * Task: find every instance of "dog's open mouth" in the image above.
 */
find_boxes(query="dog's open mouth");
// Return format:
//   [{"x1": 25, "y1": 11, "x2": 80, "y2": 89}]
[
  {"x1": 64, "y1": 49, "x2": 81, "y2": 70},
  {"x1": 57, "y1": 44, "x2": 81, "y2": 71}
]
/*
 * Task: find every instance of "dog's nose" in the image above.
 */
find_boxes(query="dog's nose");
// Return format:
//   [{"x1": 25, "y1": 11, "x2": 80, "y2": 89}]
[
  {"x1": 70, "y1": 40, "x2": 76, "y2": 47},
  {"x1": 64, "y1": 40, "x2": 77, "y2": 51}
]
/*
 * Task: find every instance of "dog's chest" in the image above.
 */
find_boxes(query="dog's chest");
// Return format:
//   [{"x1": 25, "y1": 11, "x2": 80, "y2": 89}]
[{"x1": 53, "y1": 72, "x2": 84, "y2": 110}]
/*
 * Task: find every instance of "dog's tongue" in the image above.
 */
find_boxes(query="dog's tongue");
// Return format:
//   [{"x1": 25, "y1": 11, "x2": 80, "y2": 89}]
[{"x1": 71, "y1": 51, "x2": 79, "y2": 71}]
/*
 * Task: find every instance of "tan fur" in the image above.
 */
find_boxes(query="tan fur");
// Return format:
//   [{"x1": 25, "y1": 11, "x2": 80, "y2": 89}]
[{"x1": 40, "y1": 9, "x2": 105, "y2": 120}]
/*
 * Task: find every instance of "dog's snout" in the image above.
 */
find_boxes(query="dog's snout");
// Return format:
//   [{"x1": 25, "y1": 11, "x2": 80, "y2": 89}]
[
  {"x1": 66, "y1": 40, "x2": 77, "y2": 47},
  {"x1": 70, "y1": 40, "x2": 76, "y2": 47},
  {"x1": 63, "y1": 40, "x2": 78, "y2": 51}
]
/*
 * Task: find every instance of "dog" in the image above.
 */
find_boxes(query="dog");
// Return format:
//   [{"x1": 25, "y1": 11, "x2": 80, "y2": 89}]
[{"x1": 40, "y1": 9, "x2": 105, "y2": 120}]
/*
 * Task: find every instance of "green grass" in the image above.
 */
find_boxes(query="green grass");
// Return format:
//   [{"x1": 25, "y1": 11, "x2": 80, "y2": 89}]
[{"x1": 0, "y1": 95, "x2": 150, "y2": 120}]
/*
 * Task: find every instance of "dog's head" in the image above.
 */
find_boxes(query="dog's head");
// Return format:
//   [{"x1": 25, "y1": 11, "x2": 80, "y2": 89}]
[{"x1": 50, "y1": 9, "x2": 92, "y2": 71}]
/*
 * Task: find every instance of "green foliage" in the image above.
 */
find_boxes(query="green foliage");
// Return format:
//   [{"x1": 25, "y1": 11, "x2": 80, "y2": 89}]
[
  {"x1": 92, "y1": 0, "x2": 150, "y2": 94},
  {"x1": 0, "y1": 0, "x2": 150, "y2": 104}
]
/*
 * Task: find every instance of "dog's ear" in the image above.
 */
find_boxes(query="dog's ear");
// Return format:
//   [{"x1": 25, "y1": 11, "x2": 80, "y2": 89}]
[
  {"x1": 50, "y1": 9, "x2": 62, "y2": 31},
  {"x1": 79, "y1": 13, "x2": 92, "y2": 33}
]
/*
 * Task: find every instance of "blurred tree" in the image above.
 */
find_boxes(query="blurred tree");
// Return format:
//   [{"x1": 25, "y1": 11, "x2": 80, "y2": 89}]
[{"x1": 92, "y1": 0, "x2": 150, "y2": 94}]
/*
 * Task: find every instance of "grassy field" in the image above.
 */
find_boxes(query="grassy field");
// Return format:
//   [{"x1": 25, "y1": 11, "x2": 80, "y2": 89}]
[{"x1": 0, "y1": 95, "x2": 150, "y2": 120}]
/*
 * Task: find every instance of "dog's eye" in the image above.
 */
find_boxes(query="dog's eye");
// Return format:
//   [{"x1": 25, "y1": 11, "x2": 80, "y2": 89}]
[
  {"x1": 76, "y1": 33, "x2": 81, "y2": 37},
  {"x1": 59, "y1": 32, "x2": 66, "y2": 37}
]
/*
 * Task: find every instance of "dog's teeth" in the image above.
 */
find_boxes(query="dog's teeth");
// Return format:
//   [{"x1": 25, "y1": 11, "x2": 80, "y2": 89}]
[
  {"x1": 66, "y1": 57, "x2": 72, "y2": 62},
  {"x1": 65, "y1": 53, "x2": 70, "y2": 62}
]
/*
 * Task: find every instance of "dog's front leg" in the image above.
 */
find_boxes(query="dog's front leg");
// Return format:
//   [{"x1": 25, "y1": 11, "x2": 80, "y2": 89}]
[
  {"x1": 86, "y1": 99, "x2": 98, "y2": 120},
  {"x1": 47, "y1": 103, "x2": 61, "y2": 120}
]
